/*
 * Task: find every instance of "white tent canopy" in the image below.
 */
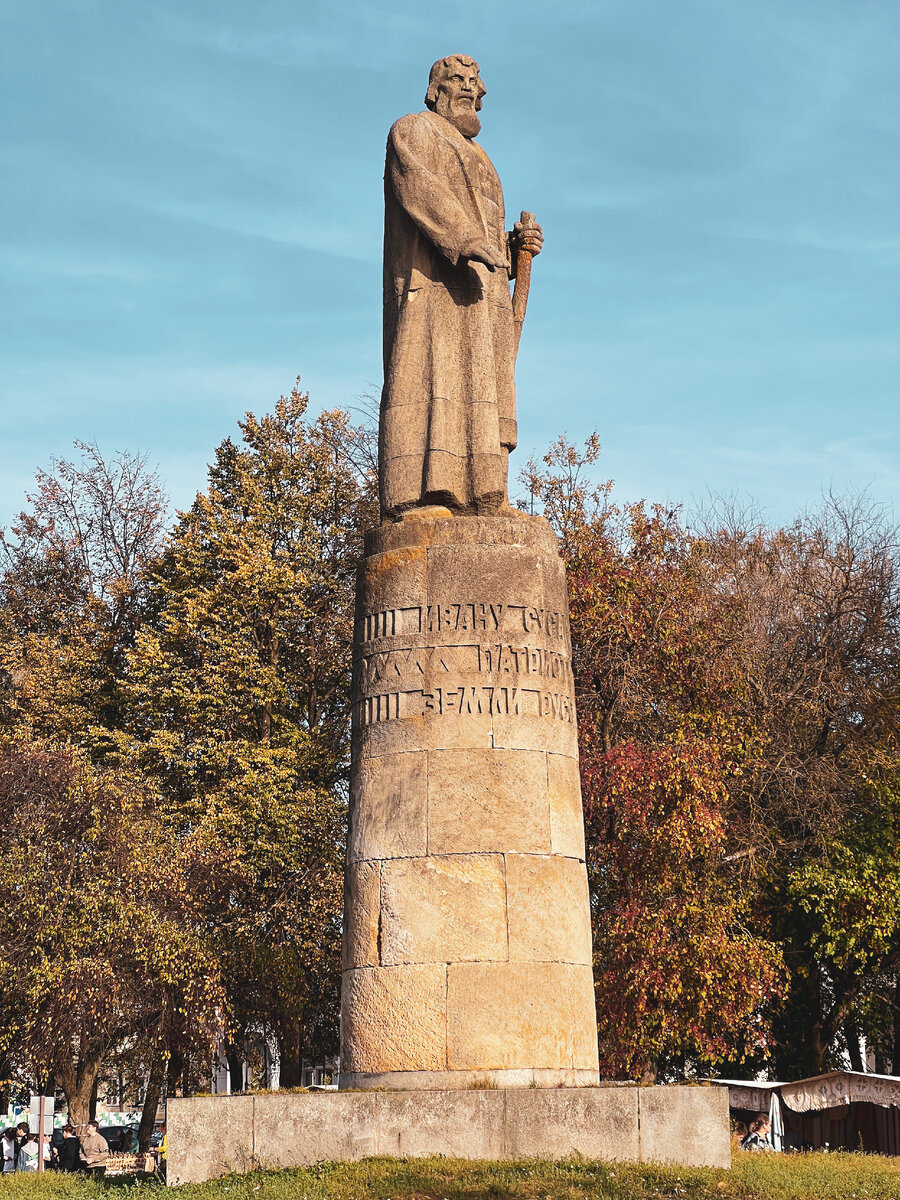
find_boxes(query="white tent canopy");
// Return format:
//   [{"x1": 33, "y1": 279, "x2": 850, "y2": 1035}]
[{"x1": 714, "y1": 1071, "x2": 900, "y2": 1114}]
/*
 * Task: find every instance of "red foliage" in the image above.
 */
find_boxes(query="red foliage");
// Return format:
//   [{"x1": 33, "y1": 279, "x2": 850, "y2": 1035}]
[{"x1": 567, "y1": 504, "x2": 783, "y2": 1079}]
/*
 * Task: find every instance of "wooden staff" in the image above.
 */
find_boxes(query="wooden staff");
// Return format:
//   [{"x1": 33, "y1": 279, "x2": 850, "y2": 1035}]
[{"x1": 512, "y1": 210, "x2": 538, "y2": 353}]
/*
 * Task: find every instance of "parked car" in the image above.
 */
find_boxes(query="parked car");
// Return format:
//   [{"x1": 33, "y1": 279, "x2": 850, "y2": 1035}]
[{"x1": 100, "y1": 1126, "x2": 127, "y2": 1152}]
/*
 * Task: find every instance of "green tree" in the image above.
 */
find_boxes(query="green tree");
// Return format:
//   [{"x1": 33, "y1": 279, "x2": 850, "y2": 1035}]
[
  {"x1": 705, "y1": 496, "x2": 900, "y2": 1076},
  {"x1": 0, "y1": 737, "x2": 225, "y2": 1127},
  {"x1": 0, "y1": 442, "x2": 166, "y2": 745},
  {"x1": 118, "y1": 386, "x2": 376, "y2": 1083}
]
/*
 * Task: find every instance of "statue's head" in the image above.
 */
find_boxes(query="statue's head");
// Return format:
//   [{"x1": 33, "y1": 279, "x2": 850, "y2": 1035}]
[{"x1": 425, "y1": 54, "x2": 486, "y2": 138}]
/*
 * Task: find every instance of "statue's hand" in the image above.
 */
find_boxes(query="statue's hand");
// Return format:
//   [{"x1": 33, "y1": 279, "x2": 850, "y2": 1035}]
[
  {"x1": 511, "y1": 219, "x2": 543, "y2": 258},
  {"x1": 460, "y1": 238, "x2": 508, "y2": 271}
]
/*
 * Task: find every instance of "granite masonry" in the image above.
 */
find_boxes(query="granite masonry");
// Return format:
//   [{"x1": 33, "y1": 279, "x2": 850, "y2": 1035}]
[
  {"x1": 166, "y1": 1087, "x2": 731, "y2": 1184},
  {"x1": 340, "y1": 511, "x2": 599, "y2": 1087}
]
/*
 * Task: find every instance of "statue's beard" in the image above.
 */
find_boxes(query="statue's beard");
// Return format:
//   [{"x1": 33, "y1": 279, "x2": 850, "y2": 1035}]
[
  {"x1": 449, "y1": 108, "x2": 481, "y2": 138},
  {"x1": 436, "y1": 96, "x2": 481, "y2": 139}
]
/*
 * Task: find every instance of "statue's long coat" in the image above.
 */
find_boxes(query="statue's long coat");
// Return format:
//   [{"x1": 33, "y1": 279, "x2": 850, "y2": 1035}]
[{"x1": 380, "y1": 110, "x2": 517, "y2": 518}]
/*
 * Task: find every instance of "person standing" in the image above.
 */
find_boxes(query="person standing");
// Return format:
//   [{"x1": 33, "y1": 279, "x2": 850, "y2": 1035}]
[
  {"x1": 54, "y1": 1124, "x2": 81, "y2": 1172},
  {"x1": 14, "y1": 1122, "x2": 29, "y2": 1158},
  {"x1": 15, "y1": 1132, "x2": 39, "y2": 1171},
  {"x1": 157, "y1": 1123, "x2": 167, "y2": 1181},
  {"x1": 1, "y1": 1127, "x2": 17, "y2": 1173},
  {"x1": 79, "y1": 1120, "x2": 109, "y2": 1179}
]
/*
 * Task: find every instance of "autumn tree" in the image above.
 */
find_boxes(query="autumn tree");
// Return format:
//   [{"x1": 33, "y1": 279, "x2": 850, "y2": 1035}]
[
  {"x1": 524, "y1": 440, "x2": 900, "y2": 1079},
  {"x1": 0, "y1": 738, "x2": 225, "y2": 1126},
  {"x1": 0, "y1": 442, "x2": 166, "y2": 745},
  {"x1": 117, "y1": 385, "x2": 376, "y2": 1085},
  {"x1": 703, "y1": 495, "x2": 900, "y2": 1076},
  {"x1": 522, "y1": 439, "x2": 783, "y2": 1080}
]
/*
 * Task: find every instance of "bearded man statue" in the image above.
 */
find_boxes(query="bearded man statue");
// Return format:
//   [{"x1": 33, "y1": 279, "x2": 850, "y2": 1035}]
[{"x1": 379, "y1": 54, "x2": 543, "y2": 520}]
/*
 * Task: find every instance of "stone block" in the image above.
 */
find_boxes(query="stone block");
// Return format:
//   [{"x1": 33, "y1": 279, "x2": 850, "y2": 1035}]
[
  {"x1": 354, "y1": 710, "x2": 494, "y2": 758},
  {"x1": 380, "y1": 854, "x2": 507, "y2": 965},
  {"x1": 506, "y1": 853, "x2": 593, "y2": 964},
  {"x1": 427, "y1": 749, "x2": 550, "y2": 854},
  {"x1": 367, "y1": 511, "x2": 559, "y2": 558},
  {"x1": 341, "y1": 964, "x2": 447, "y2": 1073},
  {"x1": 254, "y1": 1092, "x2": 378, "y2": 1168},
  {"x1": 357, "y1": 545, "x2": 427, "y2": 616},
  {"x1": 342, "y1": 860, "x2": 380, "y2": 970},
  {"x1": 348, "y1": 751, "x2": 427, "y2": 863},
  {"x1": 639, "y1": 1085, "x2": 731, "y2": 1168},
  {"x1": 504, "y1": 1087, "x2": 639, "y2": 1160},
  {"x1": 358, "y1": 642, "x2": 481, "y2": 694},
  {"x1": 425, "y1": 545, "x2": 546, "y2": 617},
  {"x1": 548, "y1": 753, "x2": 586, "y2": 859},
  {"x1": 376, "y1": 1088, "x2": 505, "y2": 1158},
  {"x1": 166, "y1": 1095, "x2": 254, "y2": 1185},
  {"x1": 447, "y1": 961, "x2": 599, "y2": 1071},
  {"x1": 167, "y1": 1085, "x2": 732, "y2": 1183},
  {"x1": 491, "y1": 711, "x2": 579, "y2": 757},
  {"x1": 539, "y1": 570, "x2": 574, "y2": 645},
  {"x1": 354, "y1": 548, "x2": 427, "y2": 657}
]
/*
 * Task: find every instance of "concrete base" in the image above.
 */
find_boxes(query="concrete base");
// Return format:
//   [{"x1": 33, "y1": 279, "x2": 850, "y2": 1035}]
[{"x1": 166, "y1": 1085, "x2": 730, "y2": 1185}]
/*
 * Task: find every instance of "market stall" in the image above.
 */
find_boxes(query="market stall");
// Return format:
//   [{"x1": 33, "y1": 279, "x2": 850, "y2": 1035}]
[{"x1": 714, "y1": 1072, "x2": 900, "y2": 1154}]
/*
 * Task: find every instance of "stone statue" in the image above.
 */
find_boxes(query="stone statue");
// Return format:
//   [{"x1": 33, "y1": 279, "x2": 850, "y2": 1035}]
[
  {"x1": 341, "y1": 55, "x2": 598, "y2": 1093},
  {"x1": 379, "y1": 54, "x2": 544, "y2": 520}
]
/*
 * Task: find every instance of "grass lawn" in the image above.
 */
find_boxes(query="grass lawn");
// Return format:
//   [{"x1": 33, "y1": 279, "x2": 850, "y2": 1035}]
[{"x1": 2, "y1": 1153, "x2": 899, "y2": 1200}]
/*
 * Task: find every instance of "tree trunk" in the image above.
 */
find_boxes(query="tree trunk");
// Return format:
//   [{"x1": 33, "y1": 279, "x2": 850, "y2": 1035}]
[
  {"x1": 638, "y1": 1057, "x2": 658, "y2": 1085},
  {"x1": 167, "y1": 1048, "x2": 185, "y2": 1099},
  {"x1": 138, "y1": 1057, "x2": 165, "y2": 1153},
  {"x1": 844, "y1": 1014, "x2": 865, "y2": 1073},
  {"x1": 276, "y1": 1017, "x2": 302, "y2": 1089},
  {"x1": 892, "y1": 977, "x2": 900, "y2": 1076},
  {"x1": 56, "y1": 1056, "x2": 103, "y2": 1130},
  {"x1": 225, "y1": 1042, "x2": 244, "y2": 1094},
  {"x1": 0, "y1": 1055, "x2": 10, "y2": 1116},
  {"x1": 182, "y1": 1053, "x2": 195, "y2": 1099},
  {"x1": 808, "y1": 967, "x2": 827, "y2": 1075},
  {"x1": 810, "y1": 1021, "x2": 826, "y2": 1074}
]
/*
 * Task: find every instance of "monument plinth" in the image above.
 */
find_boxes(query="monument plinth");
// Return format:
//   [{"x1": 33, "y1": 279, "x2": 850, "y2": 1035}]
[
  {"x1": 166, "y1": 57, "x2": 732, "y2": 1180},
  {"x1": 341, "y1": 511, "x2": 599, "y2": 1088}
]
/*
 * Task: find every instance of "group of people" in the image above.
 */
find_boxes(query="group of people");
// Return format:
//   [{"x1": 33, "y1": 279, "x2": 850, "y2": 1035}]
[
  {"x1": 1, "y1": 1119, "x2": 109, "y2": 1177},
  {"x1": 735, "y1": 1113, "x2": 777, "y2": 1152}
]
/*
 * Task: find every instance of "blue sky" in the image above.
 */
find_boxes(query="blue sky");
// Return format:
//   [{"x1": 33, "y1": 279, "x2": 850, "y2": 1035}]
[{"x1": 2, "y1": 0, "x2": 898, "y2": 528}]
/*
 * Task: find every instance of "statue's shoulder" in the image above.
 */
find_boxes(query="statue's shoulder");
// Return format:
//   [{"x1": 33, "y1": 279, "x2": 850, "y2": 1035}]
[{"x1": 388, "y1": 110, "x2": 447, "y2": 148}]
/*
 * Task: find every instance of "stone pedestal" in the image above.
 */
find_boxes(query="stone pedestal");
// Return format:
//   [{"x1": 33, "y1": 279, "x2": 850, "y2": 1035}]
[
  {"x1": 340, "y1": 511, "x2": 599, "y2": 1088},
  {"x1": 166, "y1": 1087, "x2": 733, "y2": 1183}
]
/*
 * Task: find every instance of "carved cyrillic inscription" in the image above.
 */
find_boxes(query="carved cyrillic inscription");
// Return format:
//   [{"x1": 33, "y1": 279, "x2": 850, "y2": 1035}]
[
  {"x1": 355, "y1": 597, "x2": 576, "y2": 727},
  {"x1": 360, "y1": 646, "x2": 456, "y2": 687},
  {"x1": 363, "y1": 606, "x2": 423, "y2": 640},
  {"x1": 358, "y1": 643, "x2": 572, "y2": 689},
  {"x1": 426, "y1": 603, "x2": 504, "y2": 633},
  {"x1": 361, "y1": 603, "x2": 567, "y2": 644},
  {"x1": 355, "y1": 686, "x2": 575, "y2": 726},
  {"x1": 476, "y1": 644, "x2": 571, "y2": 681}
]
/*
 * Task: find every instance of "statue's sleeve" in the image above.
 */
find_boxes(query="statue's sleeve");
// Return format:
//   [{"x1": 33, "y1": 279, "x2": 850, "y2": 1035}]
[{"x1": 387, "y1": 116, "x2": 483, "y2": 266}]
